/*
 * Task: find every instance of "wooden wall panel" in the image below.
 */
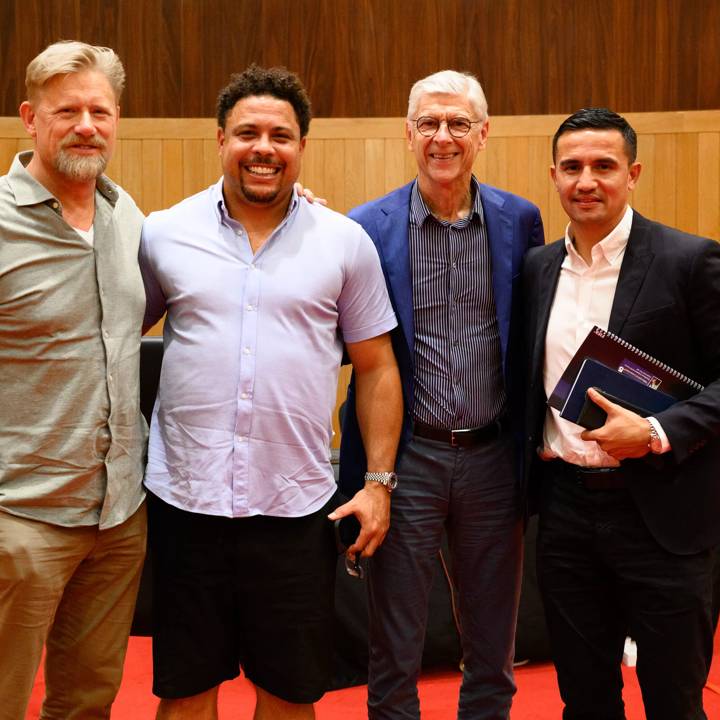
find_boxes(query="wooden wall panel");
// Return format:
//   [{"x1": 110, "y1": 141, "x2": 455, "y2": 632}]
[
  {"x1": 675, "y1": 134, "x2": 699, "y2": 235},
  {"x1": 651, "y1": 134, "x2": 678, "y2": 229},
  {"x1": 631, "y1": 135, "x2": 656, "y2": 222},
  {"x1": 1, "y1": 1, "x2": 720, "y2": 119},
  {"x1": 181, "y1": 139, "x2": 204, "y2": 197},
  {"x1": 0, "y1": 139, "x2": 17, "y2": 174},
  {"x1": 120, "y1": 139, "x2": 144, "y2": 204},
  {"x1": 698, "y1": 133, "x2": 720, "y2": 241},
  {"x1": 344, "y1": 139, "x2": 366, "y2": 211},
  {"x1": 161, "y1": 139, "x2": 184, "y2": 207},
  {"x1": 142, "y1": 140, "x2": 164, "y2": 213},
  {"x1": 363, "y1": 139, "x2": 387, "y2": 202},
  {"x1": 2, "y1": 111, "x2": 719, "y2": 245}
]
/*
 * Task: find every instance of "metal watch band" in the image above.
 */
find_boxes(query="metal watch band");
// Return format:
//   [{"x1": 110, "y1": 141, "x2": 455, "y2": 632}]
[{"x1": 364, "y1": 471, "x2": 398, "y2": 491}]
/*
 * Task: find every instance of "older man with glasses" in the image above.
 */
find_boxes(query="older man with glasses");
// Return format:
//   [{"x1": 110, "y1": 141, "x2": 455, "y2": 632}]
[{"x1": 339, "y1": 70, "x2": 544, "y2": 720}]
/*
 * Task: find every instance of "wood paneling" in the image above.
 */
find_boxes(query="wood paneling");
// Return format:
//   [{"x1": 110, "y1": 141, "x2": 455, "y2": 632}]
[
  {"x1": 3, "y1": 110, "x2": 718, "y2": 244},
  {"x1": 3, "y1": 109, "x2": 719, "y2": 444},
  {"x1": 1, "y1": 1, "x2": 719, "y2": 118}
]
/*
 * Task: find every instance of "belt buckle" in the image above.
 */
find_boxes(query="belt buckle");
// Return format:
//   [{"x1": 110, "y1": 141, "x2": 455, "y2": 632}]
[{"x1": 450, "y1": 427, "x2": 474, "y2": 447}]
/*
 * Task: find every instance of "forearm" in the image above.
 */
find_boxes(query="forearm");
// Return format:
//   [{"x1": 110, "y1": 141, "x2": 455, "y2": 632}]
[
  {"x1": 354, "y1": 362, "x2": 403, "y2": 472},
  {"x1": 328, "y1": 361, "x2": 401, "y2": 557},
  {"x1": 333, "y1": 334, "x2": 403, "y2": 556}
]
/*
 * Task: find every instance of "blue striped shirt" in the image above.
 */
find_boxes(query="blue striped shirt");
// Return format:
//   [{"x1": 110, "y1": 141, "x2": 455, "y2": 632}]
[{"x1": 409, "y1": 178, "x2": 506, "y2": 429}]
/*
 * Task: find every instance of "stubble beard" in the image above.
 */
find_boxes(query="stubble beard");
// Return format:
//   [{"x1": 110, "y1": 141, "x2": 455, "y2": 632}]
[
  {"x1": 240, "y1": 182, "x2": 280, "y2": 204},
  {"x1": 238, "y1": 154, "x2": 285, "y2": 204}
]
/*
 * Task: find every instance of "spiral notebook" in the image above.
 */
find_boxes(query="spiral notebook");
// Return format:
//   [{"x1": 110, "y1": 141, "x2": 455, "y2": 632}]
[
  {"x1": 548, "y1": 325, "x2": 704, "y2": 414},
  {"x1": 559, "y1": 358, "x2": 678, "y2": 428}
]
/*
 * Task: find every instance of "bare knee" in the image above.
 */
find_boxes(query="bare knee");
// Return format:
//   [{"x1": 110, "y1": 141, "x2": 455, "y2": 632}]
[
  {"x1": 156, "y1": 686, "x2": 219, "y2": 720},
  {"x1": 253, "y1": 685, "x2": 315, "y2": 720}
]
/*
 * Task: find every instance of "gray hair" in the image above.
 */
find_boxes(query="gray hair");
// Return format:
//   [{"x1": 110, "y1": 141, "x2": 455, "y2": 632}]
[
  {"x1": 26, "y1": 40, "x2": 126, "y2": 101},
  {"x1": 407, "y1": 70, "x2": 488, "y2": 121}
]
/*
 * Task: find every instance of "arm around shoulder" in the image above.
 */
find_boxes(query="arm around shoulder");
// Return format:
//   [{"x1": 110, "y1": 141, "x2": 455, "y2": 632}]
[{"x1": 139, "y1": 220, "x2": 167, "y2": 334}]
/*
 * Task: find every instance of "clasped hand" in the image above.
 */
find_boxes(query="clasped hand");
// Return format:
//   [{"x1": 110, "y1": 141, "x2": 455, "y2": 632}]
[{"x1": 580, "y1": 387, "x2": 651, "y2": 460}]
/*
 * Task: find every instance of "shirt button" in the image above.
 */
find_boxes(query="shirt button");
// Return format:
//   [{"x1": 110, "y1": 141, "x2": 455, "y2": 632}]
[
  {"x1": 246, "y1": 304, "x2": 254, "y2": 311},
  {"x1": 108, "y1": 374, "x2": 113, "y2": 382},
  {"x1": 238, "y1": 435, "x2": 246, "y2": 442},
  {"x1": 241, "y1": 392, "x2": 248, "y2": 399},
  {"x1": 243, "y1": 347, "x2": 251, "y2": 355},
  {"x1": 103, "y1": 330, "x2": 109, "y2": 338},
  {"x1": 51, "y1": 201, "x2": 59, "y2": 209}
]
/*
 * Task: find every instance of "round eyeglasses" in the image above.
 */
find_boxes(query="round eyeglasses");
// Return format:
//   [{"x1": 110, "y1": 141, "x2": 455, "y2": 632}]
[{"x1": 410, "y1": 116, "x2": 482, "y2": 138}]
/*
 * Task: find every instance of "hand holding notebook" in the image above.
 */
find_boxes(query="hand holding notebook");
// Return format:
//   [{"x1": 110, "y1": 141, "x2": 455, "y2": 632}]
[
  {"x1": 562, "y1": 357, "x2": 677, "y2": 429},
  {"x1": 549, "y1": 327, "x2": 703, "y2": 430}
]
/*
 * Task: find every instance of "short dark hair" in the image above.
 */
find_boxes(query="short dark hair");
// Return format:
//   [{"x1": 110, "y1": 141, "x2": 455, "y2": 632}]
[
  {"x1": 216, "y1": 64, "x2": 312, "y2": 137},
  {"x1": 552, "y1": 108, "x2": 637, "y2": 163}
]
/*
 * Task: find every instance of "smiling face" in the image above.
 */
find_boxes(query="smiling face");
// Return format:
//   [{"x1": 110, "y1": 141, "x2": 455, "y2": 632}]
[
  {"x1": 20, "y1": 69, "x2": 118, "y2": 187},
  {"x1": 218, "y1": 94, "x2": 305, "y2": 215},
  {"x1": 407, "y1": 92, "x2": 488, "y2": 197},
  {"x1": 551, "y1": 128, "x2": 641, "y2": 245}
]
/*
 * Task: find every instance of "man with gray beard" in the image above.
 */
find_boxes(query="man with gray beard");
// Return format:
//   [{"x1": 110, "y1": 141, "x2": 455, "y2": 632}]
[{"x1": 0, "y1": 41, "x2": 147, "y2": 719}]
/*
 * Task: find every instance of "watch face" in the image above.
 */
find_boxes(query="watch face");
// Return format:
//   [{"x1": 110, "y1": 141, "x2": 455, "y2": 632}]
[{"x1": 365, "y1": 472, "x2": 398, "y2": 490}]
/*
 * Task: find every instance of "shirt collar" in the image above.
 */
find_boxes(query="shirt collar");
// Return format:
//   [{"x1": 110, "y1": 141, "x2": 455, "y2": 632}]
[
  {"x1": 212, "y1": 176, "x2": 300, "y2": 233},
  {"x1": 410, "y1": 175, "x2": 485, "y2": 228},
  {"x1": 564, "y1": 205, "x2": 634, "y2": 267},
  {"x1": 7, "y1": 150, "x2": 119, "y2": 208}
]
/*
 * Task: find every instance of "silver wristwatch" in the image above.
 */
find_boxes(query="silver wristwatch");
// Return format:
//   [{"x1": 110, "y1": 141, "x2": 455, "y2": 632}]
[{"x1": 364, "y1": 471, "x2": 398, "y2": 492}]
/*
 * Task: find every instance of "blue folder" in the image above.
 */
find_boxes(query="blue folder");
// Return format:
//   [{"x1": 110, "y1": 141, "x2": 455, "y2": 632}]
[{"x1": 560, "y1": 358, "x2": 677, "y2": 429}]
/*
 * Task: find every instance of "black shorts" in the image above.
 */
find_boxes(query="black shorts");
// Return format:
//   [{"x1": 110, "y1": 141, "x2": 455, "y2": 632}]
[{"x1": 147, "y1": 490, "x2": 339, "y2": 703}]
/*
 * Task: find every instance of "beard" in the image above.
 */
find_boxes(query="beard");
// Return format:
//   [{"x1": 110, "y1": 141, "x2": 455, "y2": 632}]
[
  {"x1": 238, "y1": 154, "x2": 282, "y2": 204},
  {"x1": 240, "y1": 182, "x2": 280, "y2": 204},
  {"x1": 54, "y1": 134, "x2": 109, "y2": 181}
]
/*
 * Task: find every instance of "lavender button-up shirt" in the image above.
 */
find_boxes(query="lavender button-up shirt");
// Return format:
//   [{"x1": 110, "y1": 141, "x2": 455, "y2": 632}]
[{"x1": 140, "y1": 180, "x2": 396, "y2": 518}]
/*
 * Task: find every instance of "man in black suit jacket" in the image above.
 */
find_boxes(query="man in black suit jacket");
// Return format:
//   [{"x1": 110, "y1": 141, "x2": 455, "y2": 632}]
[{"x1": 523, "y1": 108, "x2": 720, "y2": 720}]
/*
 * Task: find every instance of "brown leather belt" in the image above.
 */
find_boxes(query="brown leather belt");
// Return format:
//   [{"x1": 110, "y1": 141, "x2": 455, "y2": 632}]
[
  {"x1": 548, "y1": 459, "x2": 628, "y2": 490},
  {"x1": 413, "y1": 418, "x2": 505, "y2": 448}
]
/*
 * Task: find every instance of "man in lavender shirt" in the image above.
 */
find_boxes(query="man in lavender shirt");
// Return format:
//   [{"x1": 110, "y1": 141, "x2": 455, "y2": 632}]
[{"x1": 139, "y1": 65, "x2": 402, "y2": 720}]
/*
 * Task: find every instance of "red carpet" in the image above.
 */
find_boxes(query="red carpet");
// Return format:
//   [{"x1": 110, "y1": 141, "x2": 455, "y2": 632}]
[{"x1": 27, "y1": 632, "x2": 720, "y2": 718}]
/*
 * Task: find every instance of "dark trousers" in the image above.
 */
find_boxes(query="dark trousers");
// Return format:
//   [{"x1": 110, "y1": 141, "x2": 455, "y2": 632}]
[
  {"x1": 367, "y1": 433, "x2": 523, "y2": 720},
  {"x1": 537, "y1": 468, "x2": 714, "y2": 720}
]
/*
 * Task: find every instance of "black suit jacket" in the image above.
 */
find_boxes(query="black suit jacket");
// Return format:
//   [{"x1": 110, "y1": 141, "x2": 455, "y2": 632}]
[{"x1": 523, "y1": 212, "x2": 720, "y2": 555}]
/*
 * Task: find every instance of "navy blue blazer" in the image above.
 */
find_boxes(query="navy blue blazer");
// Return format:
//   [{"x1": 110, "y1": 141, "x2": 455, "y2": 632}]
[{"x1": 339, "y1": 181, "x2": 544, "y2": 497}]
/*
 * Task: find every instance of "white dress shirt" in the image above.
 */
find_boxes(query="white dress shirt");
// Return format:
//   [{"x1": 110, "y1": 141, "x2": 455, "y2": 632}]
[{"x1": 542, "y1": 206, "x2": 668, "y2": 466}]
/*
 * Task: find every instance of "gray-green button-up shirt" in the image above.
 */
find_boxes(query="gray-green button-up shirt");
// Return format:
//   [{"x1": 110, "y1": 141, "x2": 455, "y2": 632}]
[{"x1": 0, "y1": 152, "x2": 147, "y2": 529}]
